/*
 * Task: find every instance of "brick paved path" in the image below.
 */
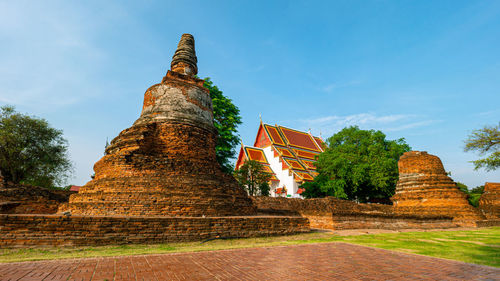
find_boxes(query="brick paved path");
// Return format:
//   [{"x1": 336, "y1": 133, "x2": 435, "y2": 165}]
[{"x1": 0, "y1": 242, "x2": 498, "y2": 280}]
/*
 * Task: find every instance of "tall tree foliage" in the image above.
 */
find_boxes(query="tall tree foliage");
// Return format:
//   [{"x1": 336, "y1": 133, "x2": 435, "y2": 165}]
[
  {"x1": 0, "y1": 106, "x2": 73, "y2": 187},
  {"x1": 464, "y1": 123, "x2": 500, "y2": 171},
  {"x1": 233, "y1": 160, "x2": 271, "y2": 196},
  {"x1": 313, "y1": 126, "x2": 410, "y2": 202},
  {"x1": 203, "y1": 78, "x2": 242, "y2": 173}
]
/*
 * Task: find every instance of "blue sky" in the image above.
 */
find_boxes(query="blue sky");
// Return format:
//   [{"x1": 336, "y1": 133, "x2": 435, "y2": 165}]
[{"x1": 1, "y1": 0, "x2": 499, "y2": 188}]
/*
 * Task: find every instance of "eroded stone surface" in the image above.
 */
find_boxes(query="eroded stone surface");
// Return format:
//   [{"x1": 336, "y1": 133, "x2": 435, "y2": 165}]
[
  {"x1": 170, "y1": 33, "x2": 198, "y2": 76},
  {"x1": 479, "y1": 182, "x2": 500, "y2": 219},
  {"x1": 391, "y1": 151, "x2": 485, "y2": 225}
]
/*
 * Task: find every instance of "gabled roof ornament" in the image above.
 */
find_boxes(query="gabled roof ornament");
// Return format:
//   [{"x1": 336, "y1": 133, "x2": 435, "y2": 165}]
[{"x1": 171, "y1": 33, "x2": 198, "y2": 76}]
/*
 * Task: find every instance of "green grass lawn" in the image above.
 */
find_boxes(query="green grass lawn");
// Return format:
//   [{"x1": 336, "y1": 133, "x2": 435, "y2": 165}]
[{"x1": 1, "y1": 227, "x2": 499, "y2": 267}]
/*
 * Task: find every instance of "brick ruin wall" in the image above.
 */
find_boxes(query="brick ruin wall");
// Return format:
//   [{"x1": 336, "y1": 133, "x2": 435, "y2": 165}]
[
  {"x1": 251, "y1": 197, "x2": 456, "y2": 230},
  {"x1": 0, "y1": 214, "x2": 309, "y2": 247},
  {"x1": 0, "y1": 182, "x2": 73, "y2": 215},
  {"x1": 391, "y1": 151, "x2": 486, "y2": 226},
  {"x1": 479, "y1": 182, "x2": 500, "y2": 219}
]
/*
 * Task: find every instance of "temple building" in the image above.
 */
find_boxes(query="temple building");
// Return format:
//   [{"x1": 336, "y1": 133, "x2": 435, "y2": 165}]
[{"x1": 236, "y1": 121, "x2": 325, "y2": 197}]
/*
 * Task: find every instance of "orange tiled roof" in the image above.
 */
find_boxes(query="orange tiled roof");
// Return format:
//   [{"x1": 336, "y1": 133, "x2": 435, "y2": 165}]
[
  {"x1": 252, "y1": 122, "x2": 325, "y2": 183},
  {"x1": 241, "y1": 121, "x2": 326, "y2": 186},
  {"x1": 278, "y1": 126, "x2": 322, "y2": 152},
  {"x1": 237, "y1": 144, "x2": 279, "y2": 183},
  {"x1": 300, "y1": 159, "x2": 316, "y2": 170},
  {"x1": 293, "y1": 171, "x2": 315, "y2": 181},
  {"x1": 244, "y1": 146, "x2": 268, "y2": 164},
  {"x1": 291, "y1": 148, "x2": 318, "y2": 160},
  {"x1": 263, "y1": 124, "x2": 287, "y2": 146},
  {"x1": 282, "y1": 157, "x2": 307, "y2": 171},
  {"x1": 274, "y1": 146, "x2": 294, "y2": 157}
]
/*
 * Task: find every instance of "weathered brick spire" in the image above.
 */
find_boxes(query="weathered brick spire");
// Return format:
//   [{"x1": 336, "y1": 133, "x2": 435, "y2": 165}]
[
  {"x1": 170, "y1": 33, "x2": 198, "y2": 76},
  {"x1": 60, "y1": 34, "x2": 256, "y2": 217}
]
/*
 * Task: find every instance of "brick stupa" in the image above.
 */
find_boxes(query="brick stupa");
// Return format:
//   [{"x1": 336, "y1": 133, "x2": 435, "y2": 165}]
[
  {"x1": 391, "y1": 151, "x2": 485, "y2": 225},
  {"x1": 479, "y1": 182, "x2": 500, "y2": 219},
  {"x1": 62, "y1": 34, "x2": 256, "y2": 217}
]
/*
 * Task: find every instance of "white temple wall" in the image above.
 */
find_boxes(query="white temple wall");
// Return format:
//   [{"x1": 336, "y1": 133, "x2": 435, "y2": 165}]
[{"x1": 263, "y1": 146, "x2": 297, "y2": 197}]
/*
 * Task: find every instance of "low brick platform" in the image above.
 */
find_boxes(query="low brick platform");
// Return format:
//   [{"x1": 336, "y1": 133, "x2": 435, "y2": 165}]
[
  {"x1": 0, "y1": 243, "x2": 498, "y2": 280},
  {"x1": 0, "y1": 214, "x2": 309, "y2": 247},
  {"x1": 253, "y1": 197, "x2": 457, "y2": 230}
]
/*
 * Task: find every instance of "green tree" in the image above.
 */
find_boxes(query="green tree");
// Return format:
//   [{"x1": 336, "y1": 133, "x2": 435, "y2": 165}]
[
  {"x1": 456, "y1": 182, "x2": 485, "y2": 207},
  {"x1": 314, "y1": 126, "x2": 410, "y2": 202},
  {"x1": 203, "y1": 78, "x2": 242, "y2": 173},
  {"x1": 300, "y1": 175, "x2": 337, "y2": 199},
  {"x1": 259, "y1": 182, "x2": 270, "y2": 197},
  {"x1": 233, "y1": 160, "x2": 271, "y2": 196},
  {"x1": 0, "y1": 106, "x2": 73, "y2": 187},
  {"x1": 456, "y1": 182, "x2": 469, "y2": 193},
  {"x1": 464, "y1": 123, "x2": 500, "y2": 171}
]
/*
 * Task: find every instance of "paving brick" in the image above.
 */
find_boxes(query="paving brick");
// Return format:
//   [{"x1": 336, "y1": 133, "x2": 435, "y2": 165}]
[{"x1": 1, "y1": 243, "x2": 498, "y2": 280}]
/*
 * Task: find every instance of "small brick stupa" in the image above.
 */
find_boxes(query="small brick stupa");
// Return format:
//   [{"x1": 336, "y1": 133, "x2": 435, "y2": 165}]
[
  {"x1": 479, "y1": 182, "x2": 500, "y2": 219},
  {"x1": 62, "y1": 34, "x2": 256, "y2": 217},
  {"x1": 391, "y1": 151, "x2": 484, "y2": 225}
]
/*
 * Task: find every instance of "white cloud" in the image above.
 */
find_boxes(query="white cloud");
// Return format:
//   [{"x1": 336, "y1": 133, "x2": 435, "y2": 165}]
[
  {"x1": 384, "y1": 120, "x2": 438, "y2": 132},
  {"x1": 476, "y1": 109, "x2": 500, "y2": 117},
  {"x1": 296, "y1": 113, "x2": 435, "y2": 136}
]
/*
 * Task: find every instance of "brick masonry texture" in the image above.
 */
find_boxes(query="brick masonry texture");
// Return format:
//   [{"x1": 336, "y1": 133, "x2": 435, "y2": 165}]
[
  {"x1": 0, "y1": 182, "x2": 73, "y2": 214},
  {"x1": 479, "y1": 182, "x2": 500, "y2": 219},
  {"x1": 1, "y1": 243, "x2": 498, "y2": 280},
  {"x1": 0, "y1": 214, "x2": 309, "y2": 247},
  {"x1": 252, "y1": 197, "x2": 456, "y2": 230},
  {"x1": 392, "y1": 151, "x2": 486, "y2": 226}
]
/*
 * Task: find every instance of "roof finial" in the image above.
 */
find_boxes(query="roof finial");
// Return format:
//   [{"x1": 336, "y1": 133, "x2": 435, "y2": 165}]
[
  {"x1": 259, "y1": 113, "x2": 262, "y2": 123},
  {"x1": 171, "y1": 34, "x2": 198, "y2": 76}
]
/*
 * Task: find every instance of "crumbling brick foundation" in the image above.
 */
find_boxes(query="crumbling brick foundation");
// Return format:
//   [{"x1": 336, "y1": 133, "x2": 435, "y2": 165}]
[{"x1": 0, "y1": 182, "x2": 73, "y2": 214}]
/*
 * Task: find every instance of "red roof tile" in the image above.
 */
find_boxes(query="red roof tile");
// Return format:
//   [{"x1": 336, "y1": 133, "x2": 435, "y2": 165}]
[
  {"x1": 264, "y1": 124, "x2": 287, "y2": 146},
  {"x1": 278, "y1": 126, "x2": 321, "y2": 152},
  {"x1": 245, "y1": 147, "x2": 268, "y2": 163},
  {"x1": 292, "y1": 148, "x2": 319, "y2": 160}
]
